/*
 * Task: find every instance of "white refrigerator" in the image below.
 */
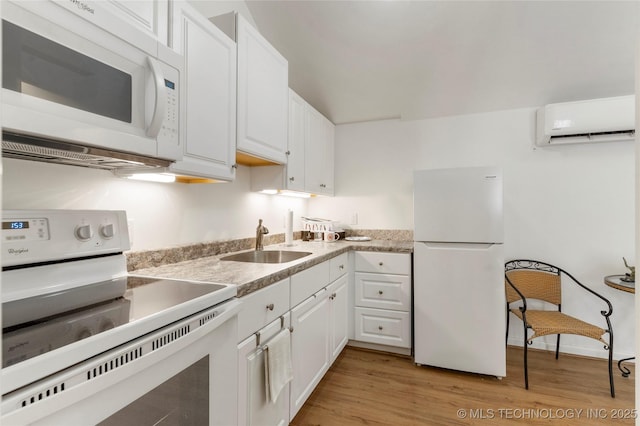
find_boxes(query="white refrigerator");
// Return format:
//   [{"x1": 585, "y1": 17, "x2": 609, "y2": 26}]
[{"x1": 413, "y1": 166, "x2": 506, "y2": 377}]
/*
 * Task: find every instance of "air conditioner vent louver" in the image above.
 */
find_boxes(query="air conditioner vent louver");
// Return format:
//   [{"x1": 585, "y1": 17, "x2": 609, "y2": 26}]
[{"x1": 536, "y1": 95, "x2": 635, "y2": 146}]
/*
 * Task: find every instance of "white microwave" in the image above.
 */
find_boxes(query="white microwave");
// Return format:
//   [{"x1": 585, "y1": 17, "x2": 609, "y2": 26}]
[{"x1": 2, "y1": 0, "x2": 182, "y2": 164}]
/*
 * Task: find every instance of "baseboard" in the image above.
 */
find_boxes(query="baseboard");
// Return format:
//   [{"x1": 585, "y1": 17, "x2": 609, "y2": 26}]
[{"x1": 347, "y1": 340, "x2": 412, "y2": 356}]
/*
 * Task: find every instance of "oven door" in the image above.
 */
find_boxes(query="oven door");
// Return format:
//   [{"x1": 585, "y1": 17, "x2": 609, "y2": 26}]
[
  {"x1": 1, "y1": 299, "x2": 240, "y2": 426},
  {"x1": 1, "y1": 0, "x2": 181, "y2": 160}
]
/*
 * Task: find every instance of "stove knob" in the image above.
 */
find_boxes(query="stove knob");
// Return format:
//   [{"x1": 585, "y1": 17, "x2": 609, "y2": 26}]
[
  {"x1": 99, "y1": 224, "x2": 115, "y2": 239},
  {"x1": 74, "y1": 224, "x2": 93, "y2": 241},
  {"x1": 77, "y1": 328, "x2": 92, "y2": 340}
]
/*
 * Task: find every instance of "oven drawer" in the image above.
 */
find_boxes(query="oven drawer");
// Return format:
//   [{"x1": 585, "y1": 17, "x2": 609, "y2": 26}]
[
  {"x1": 237, "y1": 278, "x2": 290, "y2": 341},
  {"x1": 355, "y1": 272, "x2": 411, "y2": 311},
  {"x1": 355, "y1": 252, "x2": 411, "y2": 275},
  {"x1": 354, "y1": 307, "x2": 411, "y2": 348}
]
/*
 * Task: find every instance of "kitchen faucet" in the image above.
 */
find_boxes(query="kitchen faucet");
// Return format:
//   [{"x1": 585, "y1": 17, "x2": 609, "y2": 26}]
[{"x1": 256, "y1": 219, "x2": 269, "y2": 250}]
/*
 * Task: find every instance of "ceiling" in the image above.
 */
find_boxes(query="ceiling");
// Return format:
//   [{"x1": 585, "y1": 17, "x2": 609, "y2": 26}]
[{"x1": 244, "y1": 1, "x2": 639, "y2": 125}]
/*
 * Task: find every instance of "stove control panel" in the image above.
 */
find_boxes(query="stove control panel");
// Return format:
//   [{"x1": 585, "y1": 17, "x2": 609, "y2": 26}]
[
  {"x1": 2, "y1": 218, "x2": 50, "y2": 242},
  {"x1": 2, "y1": 210, "x2": 130, "y2": 267}
]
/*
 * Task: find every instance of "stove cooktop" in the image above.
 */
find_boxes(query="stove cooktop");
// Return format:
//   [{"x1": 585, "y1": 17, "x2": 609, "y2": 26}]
[{"x1": 2, "y1": 275, "x2": 235, "y2": 369}]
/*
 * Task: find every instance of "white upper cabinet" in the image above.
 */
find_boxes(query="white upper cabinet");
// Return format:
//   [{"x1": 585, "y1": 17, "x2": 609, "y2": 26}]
[
  {"x1": 169, "y1": 1, "x2": 237, "y2": 180},
  {"x1": 305, "y1": 106, "x2": 335, "y2": 195},
  {"x1": 236, "y1": 14, "x2": 289, "y2": 164},
  {"x1": 101, "y1": 0, "x2": 169, "y2": 44},
  {"x1": 250, "y1": 89, "x2": 335, "y2": 196},
  {"x1": 285, "y1": 90, "x2": 307, "y2": 192}
]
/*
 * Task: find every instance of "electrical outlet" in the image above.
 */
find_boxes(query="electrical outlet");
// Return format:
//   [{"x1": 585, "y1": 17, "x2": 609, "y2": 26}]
[{"x1": 351, "y1": 212, "x2": 358, "y2": 225}]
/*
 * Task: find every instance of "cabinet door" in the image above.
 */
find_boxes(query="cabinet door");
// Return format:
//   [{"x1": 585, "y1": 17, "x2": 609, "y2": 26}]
[
  {"x1": 170, "y1": 1, "x2": 237, "y2": 180},
  {"x1": 101, "y1": 0, "x2": 169, "y2": 44},
  {"x1": 328, "y1": 275, "x2": 349, "y2": 362},
  {"x1": 237, "y1": 14, "x2": 288, "y2": 164},
  {"x1": 238, "y1": 314, "x2": 290, "y2": 426},
  {"x1": 286, "y1": 90, "x2": 306, "y2": 191},
  {"x1": 290, "y1": 289, "x2": 330, "y2": 419},
  {"x1": 305, "y1": 107, "x2": 335, "y2": 195}
]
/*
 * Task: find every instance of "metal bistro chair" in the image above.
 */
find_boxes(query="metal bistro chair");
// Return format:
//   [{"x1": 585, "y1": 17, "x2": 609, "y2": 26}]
[{"x1": 504, "y1": 259, "x2": 614, "y2": 397}]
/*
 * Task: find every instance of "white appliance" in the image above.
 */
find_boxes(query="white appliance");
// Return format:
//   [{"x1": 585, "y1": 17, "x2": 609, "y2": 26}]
[
  {"x1": 1, "y1": 209, "x2": 240, "y2": 425},
  {"x1": 413, "y1": 167, "x2": 506, "y2": 377},
  {"x1": 2, "y1": 0, "x2": 182, "y2": 169},
  {"x1": 536, "y1": 95, "x2": 635, "y2": 146}
]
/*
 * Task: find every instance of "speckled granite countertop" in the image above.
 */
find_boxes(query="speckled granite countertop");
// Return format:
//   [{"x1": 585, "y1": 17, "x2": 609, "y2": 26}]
[{"x1": 132, "y1": 240, "x2": 413, "y2": 297}]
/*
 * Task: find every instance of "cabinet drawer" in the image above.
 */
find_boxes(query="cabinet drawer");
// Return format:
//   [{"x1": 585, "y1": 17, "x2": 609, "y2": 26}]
[
  {"x1": 238, "y1": 278, "x2": 290, "y2": 341},
  {"x1": 291, "y1": 261, "x2": 330, "y2": 307},
  {"x1": 355, "y1": 272, "x2": 411, "y2": 311},
  {"x1": 329, "y1": 253, "x2": 348, "y2": 283},
  {"x1": 355, "y1": 252, "x2": 410, "y2": 275},
  {"x1": 354, "y1": 307, "x2": 411, "y2": 348}
]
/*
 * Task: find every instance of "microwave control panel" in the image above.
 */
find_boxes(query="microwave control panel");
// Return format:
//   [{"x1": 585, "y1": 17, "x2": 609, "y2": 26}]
[{"x1": 158, "y1": 62, "x2": 179, "y2": 147}]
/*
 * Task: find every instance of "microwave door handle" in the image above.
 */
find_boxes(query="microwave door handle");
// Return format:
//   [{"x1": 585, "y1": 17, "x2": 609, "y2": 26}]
[{"x1": 145, "y1": 56, "x2": 166, "y2": 138}]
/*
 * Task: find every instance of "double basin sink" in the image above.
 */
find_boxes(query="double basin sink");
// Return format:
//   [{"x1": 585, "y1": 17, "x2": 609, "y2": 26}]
[{"x1": 221, "y1": 250, "x2": 312, "y2": 264}]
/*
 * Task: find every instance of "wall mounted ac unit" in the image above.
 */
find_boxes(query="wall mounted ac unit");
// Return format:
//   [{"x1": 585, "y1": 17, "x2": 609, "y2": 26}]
[{"x1": 535, "y1": 95, "x2": 635, "y2": 146}]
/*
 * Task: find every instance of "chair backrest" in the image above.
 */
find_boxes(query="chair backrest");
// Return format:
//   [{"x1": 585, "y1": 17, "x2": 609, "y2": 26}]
[{"x1": 505, "y1": 260, "x2": 562, "y2": 306}]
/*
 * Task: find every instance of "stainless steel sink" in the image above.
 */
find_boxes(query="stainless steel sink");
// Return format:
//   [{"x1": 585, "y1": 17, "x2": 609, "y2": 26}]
[{"x1": 220, "y1": 250, "x2": 312, "y2": 264}]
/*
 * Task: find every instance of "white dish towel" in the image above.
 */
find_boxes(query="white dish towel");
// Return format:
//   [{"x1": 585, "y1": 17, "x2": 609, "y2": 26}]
[{"x1": 264, "y1": 328, "x2": 293, "y2": 403}]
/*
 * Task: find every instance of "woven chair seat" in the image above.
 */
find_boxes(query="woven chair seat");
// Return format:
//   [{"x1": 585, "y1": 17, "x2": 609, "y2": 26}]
[{"x1": 510, "y1": 309, "x2": 607, "y2": 344}]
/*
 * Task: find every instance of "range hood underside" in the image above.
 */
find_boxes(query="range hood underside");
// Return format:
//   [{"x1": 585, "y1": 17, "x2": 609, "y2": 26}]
[{"x1": 2, "y1": 131, "x2": 171, "y2": 171}]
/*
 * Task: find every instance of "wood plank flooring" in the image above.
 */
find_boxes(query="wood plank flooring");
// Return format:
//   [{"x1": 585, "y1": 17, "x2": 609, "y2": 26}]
[{"x1": 291, "y1": 346, "x2": 635, "y2": 425}]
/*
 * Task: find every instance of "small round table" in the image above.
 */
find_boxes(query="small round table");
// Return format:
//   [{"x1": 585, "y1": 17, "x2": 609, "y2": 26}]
[{"x1": 604, "y1": 275, "x2": 635, "y2": 377}]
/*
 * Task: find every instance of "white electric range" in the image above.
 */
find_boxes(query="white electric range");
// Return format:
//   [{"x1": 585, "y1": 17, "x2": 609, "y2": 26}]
[{"x1": 1, "y1": 209, "x2": 240, "y2": 425}]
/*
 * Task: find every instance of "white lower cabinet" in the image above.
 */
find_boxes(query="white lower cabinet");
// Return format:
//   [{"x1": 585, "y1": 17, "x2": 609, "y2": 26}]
[
  {"x1": 237, "y1": 313, "x2": 291, "y2": 426},
  {"x1": 354, "y1": 307, "x2": 411, "y2": 347},
  {"x1": 328, "y1": 275, "x2": 349, "y2": 362},
  {"x1": 353, "y1": 252, "x2": 412, "y2": 350},
  {"x1": 289, "y1": 252, "x2": 348, "y2": 420},
  {"x1": 289, "y1": 288, "x2": 331, "y2": 419}
]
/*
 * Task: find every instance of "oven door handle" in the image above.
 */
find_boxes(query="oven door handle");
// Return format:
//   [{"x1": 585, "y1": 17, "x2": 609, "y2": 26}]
[{"x1": 145, "y1": 56, "x2": 167, "y2": 138}]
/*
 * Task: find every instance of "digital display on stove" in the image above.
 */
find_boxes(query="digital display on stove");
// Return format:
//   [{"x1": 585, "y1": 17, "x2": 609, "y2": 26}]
[{"x1": 2, "y1": 221, "x2": 29, "y2": 230}]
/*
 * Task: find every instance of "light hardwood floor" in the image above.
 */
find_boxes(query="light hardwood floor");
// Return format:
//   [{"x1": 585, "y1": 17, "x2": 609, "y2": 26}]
[{"x1": 291, "y1": 346, "x2": 635, "y2": 425}]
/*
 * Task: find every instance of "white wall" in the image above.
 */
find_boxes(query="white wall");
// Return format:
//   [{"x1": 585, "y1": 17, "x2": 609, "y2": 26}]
[
  {"x1": 2, "y1": 159, "x2": 307, "y2": 251},
  {"x1": 309, "y1": 108, "x2": 635, "y2": 360},
  {"x1": 188, "y1": 0, "x2": 257, "y2": 27}
]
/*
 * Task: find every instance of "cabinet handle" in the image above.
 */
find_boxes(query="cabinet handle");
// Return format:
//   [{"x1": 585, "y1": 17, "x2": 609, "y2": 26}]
[
  {"x1": 266, "y1": 303, "x2": 274, "y2": 311},
  {"x1": 379, "y1": 262, "x2": 384, "y2": 266},
  {"x1": 378, "y1": 290, "x2": 384, "y2": 295},
  {"x1": 232, "y1": 164, "x2": 238, "y2": 169},
  {"x1": 378, "y1": 326, "x2": 383, "y2": 331},
  {"x1": 320, "y1": 183, "x2": 326, "y2": 188},
  {"x1": 286, "y1": 150, "x2": 291, "y2": 155},
  {"x1": 289, "y1": 176, "x2": 295, "y2": 182},
  {"x1": 339, "y1": 265, "x2": 344, "y2": 270},
  {"x1": 329, "y1": 292, "x2": 337, "y2": 300}
]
